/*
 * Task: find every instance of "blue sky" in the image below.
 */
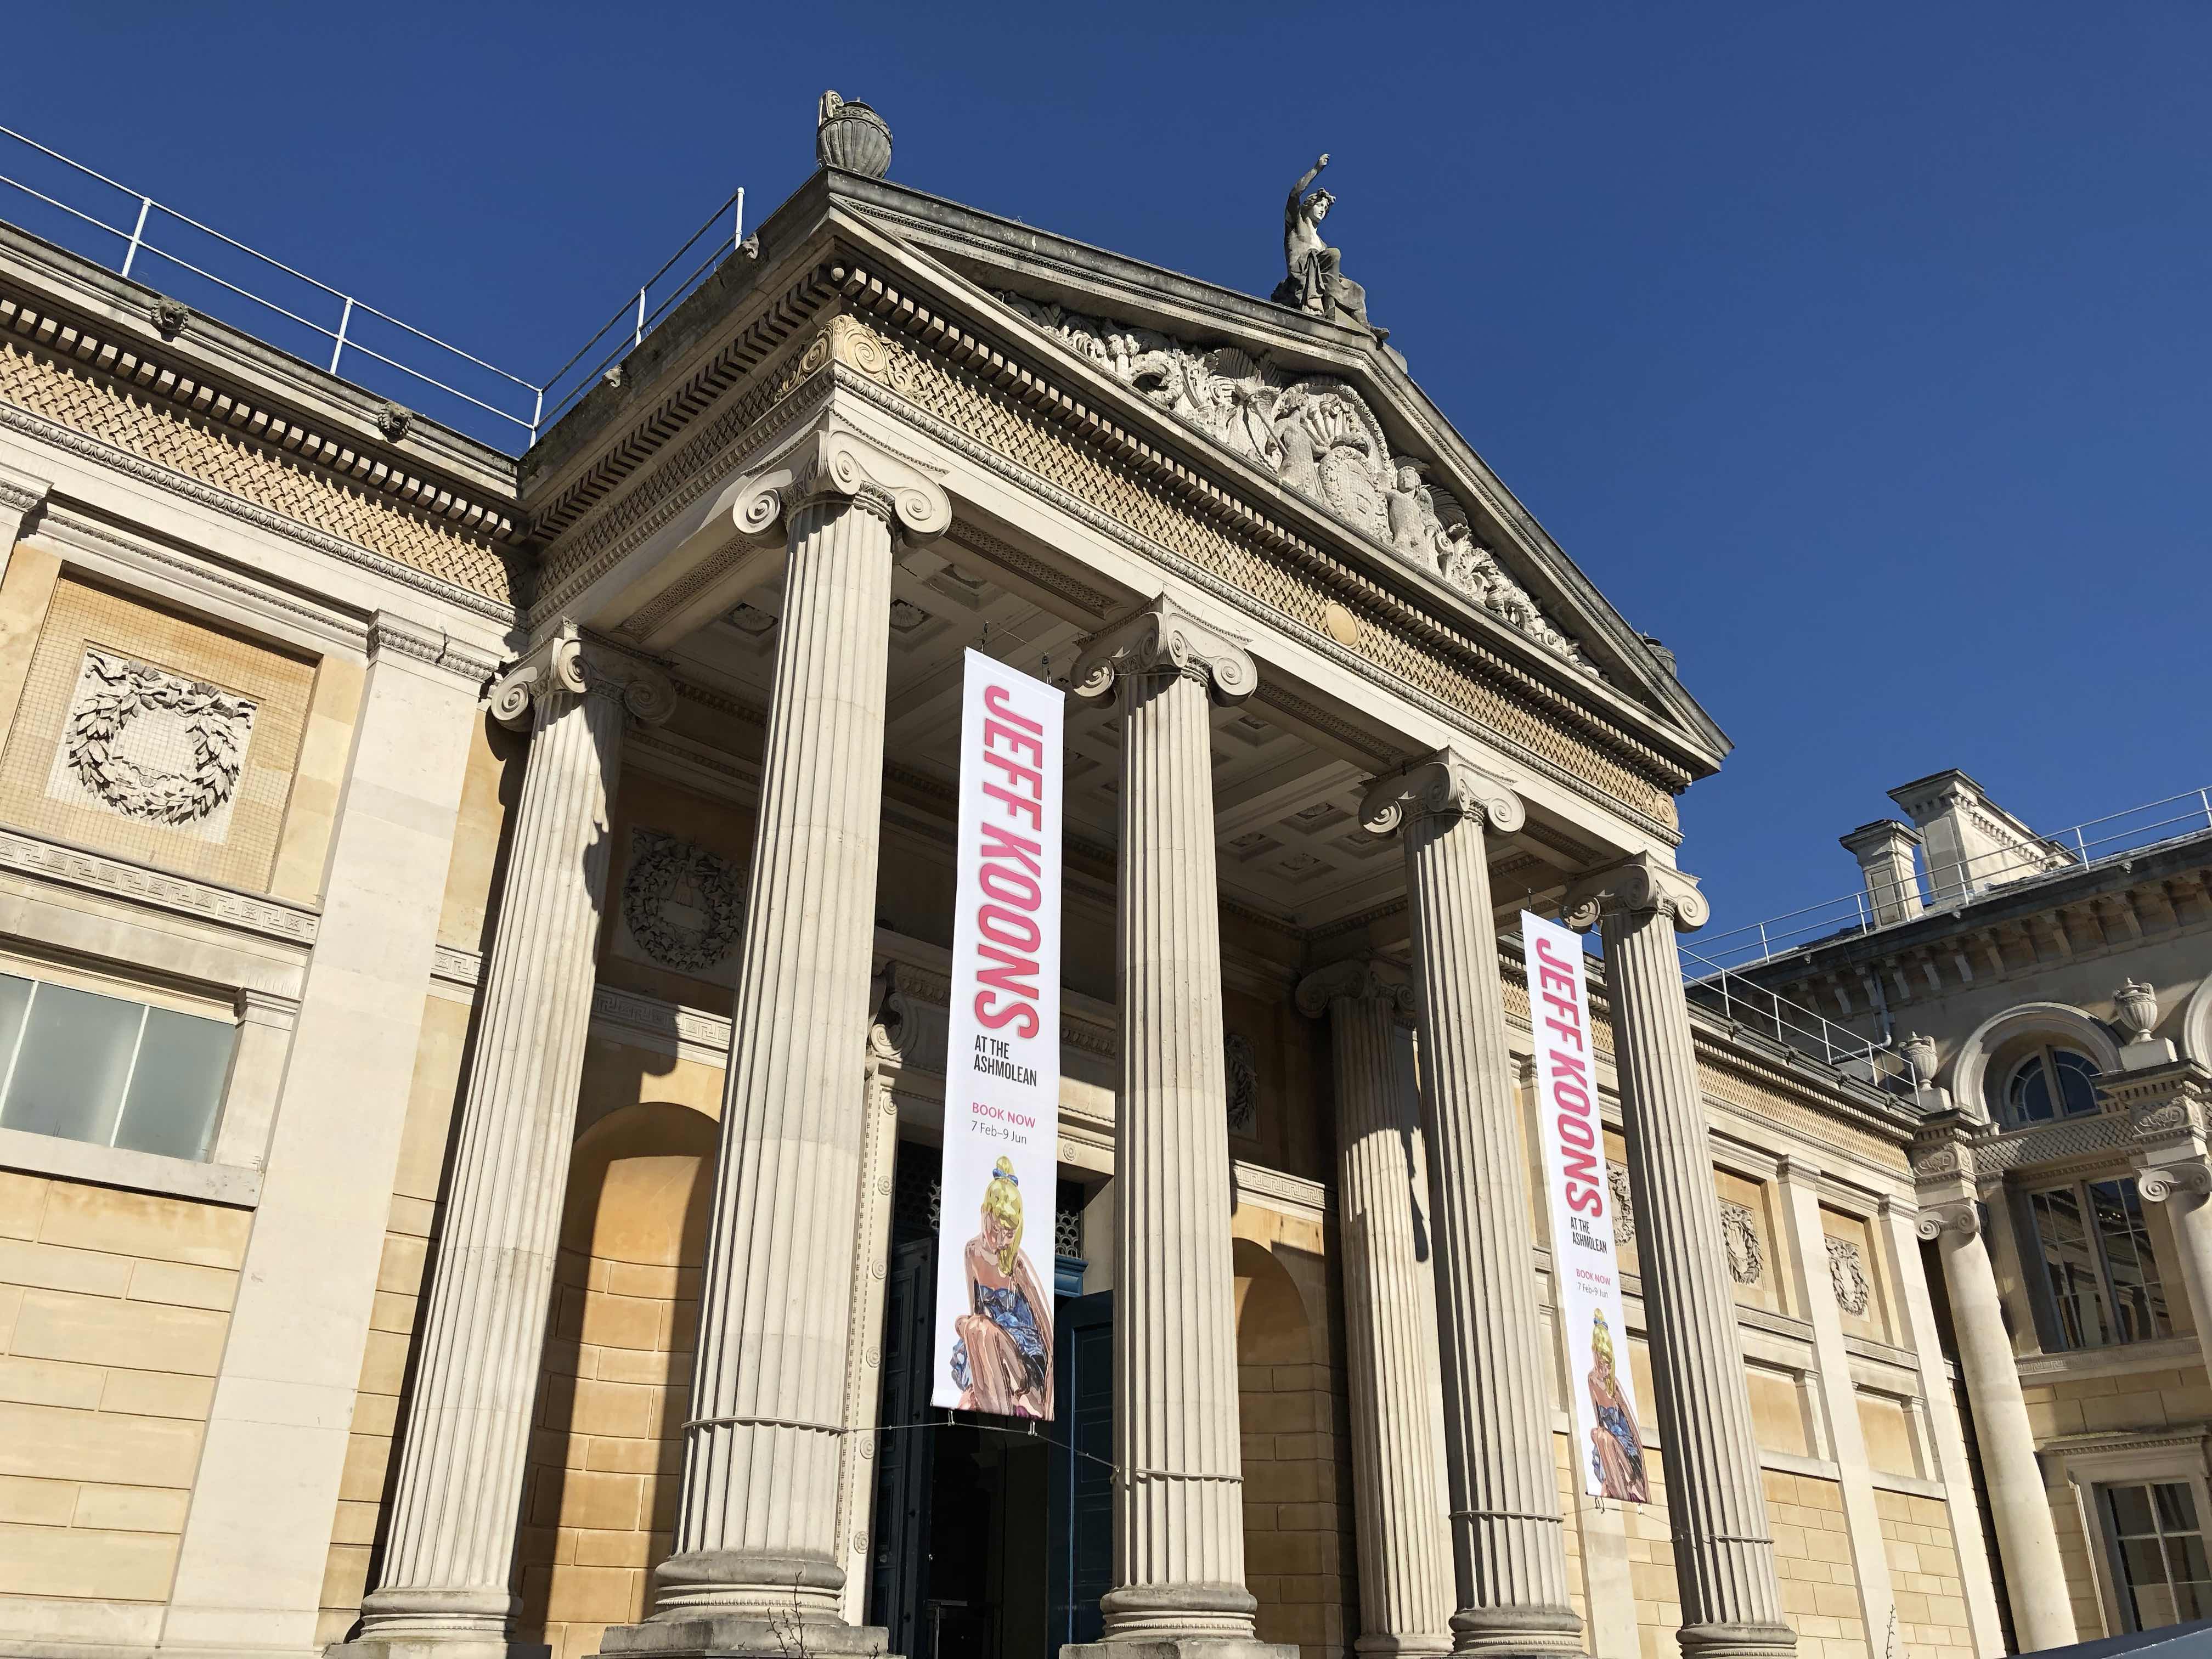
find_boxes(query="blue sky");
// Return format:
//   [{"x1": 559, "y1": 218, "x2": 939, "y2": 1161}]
[{"x1": 5, "y1": 2, "x2": 2206, "y2": 945}]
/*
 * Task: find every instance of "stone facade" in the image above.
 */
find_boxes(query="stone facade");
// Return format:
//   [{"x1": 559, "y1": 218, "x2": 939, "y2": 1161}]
[
  {"x1": 0, "y1": 123, "x2": 2016, "y2": 1659},
  {"x1": 1743, "y1": 776, "x2": 2212, "y2": 1650}
]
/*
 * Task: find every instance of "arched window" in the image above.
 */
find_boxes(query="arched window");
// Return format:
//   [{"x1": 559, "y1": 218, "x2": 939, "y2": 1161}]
[{"x1": 1999, "y1": 1044, "x2": 2102, "y2": 1125}]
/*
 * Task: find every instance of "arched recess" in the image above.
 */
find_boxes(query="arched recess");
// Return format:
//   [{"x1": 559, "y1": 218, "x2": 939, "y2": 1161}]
[
  {"x1": 516, "y1": 1102, "x2": 716, "y2": 1659},
  {"x1": 2181, "y1": 975, "x2": 2212, "y2": 1068},
  {"x1": 1951, "y1": 1001, "x2": 2122, "y2": 1124},
  {"x1": 1233, "y1": 1233, "x2": 1353, "y2": 1651}
]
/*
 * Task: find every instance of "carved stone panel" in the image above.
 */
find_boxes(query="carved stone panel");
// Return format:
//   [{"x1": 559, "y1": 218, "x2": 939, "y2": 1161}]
[
  {"x1": 1826, "y1": 1237, "x2": 1871, "y2": 1317},
  {"x1": 616, "y1": 828, "x2": 747, "y2": 983},
  {"x1": 1610, "y1": 1164, "x2": 1635, "y2": 1247},
  {"x1": 47, "y1": 648, "x2": 257, "y2": 843},
  {"x1": 1719, "y1": 1200, "x2": 1765, "y2": 1285},
  {"x1": 1226, "y1": 1031, "x2": 1259, "y2": 1137}
]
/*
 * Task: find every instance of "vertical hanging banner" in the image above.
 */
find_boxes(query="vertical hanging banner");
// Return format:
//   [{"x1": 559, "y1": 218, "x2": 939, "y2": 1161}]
[
  {"x1": 932, "y1": 651, "x2": 1065, "y2": 1418},
  {"x1": 1522, "y1": 911, "x2": 1649, "y2": 1503}
]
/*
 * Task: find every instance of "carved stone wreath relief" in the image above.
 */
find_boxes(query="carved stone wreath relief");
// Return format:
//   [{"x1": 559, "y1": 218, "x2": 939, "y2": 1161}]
[
  {"x1": 1826, "y1": 1237, "x2": 1871, "y2": 1316},
  {"x1": 998, "y1": 295, "x2": 1598, "y2": 676},
  {"x1": 1609, "y1": 1165, "x2": 1635, "y2": 1246},
  {"x1": 1719, "y1": 1200, "x2": 1765, "y2": 1285},
  {"x1": 1226, "y1": 1031, "x2": 1259, "y2": 1136},
  {"x1": 620, "y1": 829, "x2": 745, "y2": 976},
  {"x1": 49, "y1": 648, "x2": 257, "y2": 842}
]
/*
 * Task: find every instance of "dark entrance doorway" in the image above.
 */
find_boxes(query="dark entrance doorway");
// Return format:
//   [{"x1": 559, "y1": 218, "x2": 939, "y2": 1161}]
[{"x1": 870, "y1": 1142, "x2": 1112, "y2": 1658}]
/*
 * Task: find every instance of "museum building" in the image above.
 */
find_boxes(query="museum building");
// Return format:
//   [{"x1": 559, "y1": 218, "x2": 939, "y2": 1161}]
[{"x1": 0, "y1": 96, "x2": 2036, "y2": 1659}]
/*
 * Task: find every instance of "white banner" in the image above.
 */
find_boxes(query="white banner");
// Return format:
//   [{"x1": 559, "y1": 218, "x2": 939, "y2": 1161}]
[
  {"x1": 1522, "y1": 911, "x2": 1647, "y2": 1503},
  {"x1": 932, "y1": 652, "x2": 1065, "y2": 1419}
]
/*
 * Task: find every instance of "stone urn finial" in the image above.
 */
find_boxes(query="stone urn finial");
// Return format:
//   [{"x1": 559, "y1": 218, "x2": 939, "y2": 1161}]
[
  {"x1": 1900, "y1": 1031, "x2": 1939, "y2": 1088},
  {"x1": 2116, "y1": 979, "x2": 2160, "y2": 1045},
  {"x1": 817, "y1": 89, "x2": 892, "y2": 178}
]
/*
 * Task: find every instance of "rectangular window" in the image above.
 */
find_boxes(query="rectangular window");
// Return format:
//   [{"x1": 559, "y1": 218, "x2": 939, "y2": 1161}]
[
  {"x1": 2104, "y1": 1481, "x2": 2212, "y2": 1631},
  {"x1": 2024, "y1": 1176, "x2": 2171, "y2": 1351},
  {"x1": 0, "y1": 969, "x2": 233, "y2": 1161}
]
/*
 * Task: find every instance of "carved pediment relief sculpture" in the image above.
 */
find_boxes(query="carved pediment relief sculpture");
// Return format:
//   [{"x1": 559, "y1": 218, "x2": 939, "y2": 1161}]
[{"x1": 998, "y1": 294, "x2": 1598, "y2": 677}]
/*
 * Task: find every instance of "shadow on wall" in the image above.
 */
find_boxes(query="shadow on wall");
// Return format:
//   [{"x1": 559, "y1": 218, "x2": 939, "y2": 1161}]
[{"x1": 516, "y1": 1101, "x2": 716, "y2": 1659}]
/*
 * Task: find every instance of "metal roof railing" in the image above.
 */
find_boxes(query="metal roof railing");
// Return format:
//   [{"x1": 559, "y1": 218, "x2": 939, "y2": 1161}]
[
  {"x1": 0, "y1": 122, "x2": 747, "y2": 452},
  {"x1": 1695, "y1": 786, "x2": 2212, "y2": 974}
]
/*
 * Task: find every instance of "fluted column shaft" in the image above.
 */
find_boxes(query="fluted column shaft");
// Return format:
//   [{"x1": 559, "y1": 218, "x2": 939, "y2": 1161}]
[
  {"x1": 659, "y1": 492, "x2": 899, "y2": 1615},
  {"x1": 1919, "y1": 1206, "x2": 2075, "y2": 1648},
  {"x1": 1575, "y1": 858, "x2": 1792, "y2": 1659},
  {"x1": 356, "y1": 624, "x2": 665, "y2": 1650},
  {"x1": 1065, "y1": 594, "x2": 1283, "y2": 1658},
  {"x1": 1367, "y1": 754, "x2": 1581, "y2": 1658},
  {"x1": 1300, "y1": 964, "x2": 1454, "y2": 1657}
]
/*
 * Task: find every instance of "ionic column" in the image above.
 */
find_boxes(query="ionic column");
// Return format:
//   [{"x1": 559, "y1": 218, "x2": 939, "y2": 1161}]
[
  {"x1": 347, "y1": 623, "x2": 673, "y2": 1656},
  {"x1": 1561, "y1": 856, "x2": 1793, "y2": 1659},
  {"x1": 1295, "y1": 961, "x2": 1455, "y2": 1658},
  {"x1": 2122, "y1": 1062, "x2": 2212, "y2": 1382},
  {"x1": 597, "y1": 424, "x2": 948, "y2": 1659},
  {"x1": 1912, "y1": 1178, "x2": 2075, "y2": 1651},
  {"x1": 1364, "y1": 753, "x2": 1584, "y2": 1659},
  {"x1": 1064, "y1": 594, "x2": 1288, "y2": 1659}
]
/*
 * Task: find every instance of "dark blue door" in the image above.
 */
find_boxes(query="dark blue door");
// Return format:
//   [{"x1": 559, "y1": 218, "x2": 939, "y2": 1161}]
[{"x1": 1047, "y1": 1289, "x2": 1114, "y2": 1654}]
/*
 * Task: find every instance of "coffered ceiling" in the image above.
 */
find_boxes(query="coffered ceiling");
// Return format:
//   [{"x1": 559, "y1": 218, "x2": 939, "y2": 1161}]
[{"x1": 660, "y1": 538, "x2": 1596, "y2": 933}]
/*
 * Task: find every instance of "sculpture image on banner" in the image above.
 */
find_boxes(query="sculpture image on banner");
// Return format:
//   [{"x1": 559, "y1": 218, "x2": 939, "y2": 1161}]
[
  {"x1": 932, "y1": 652, "x2": 1065, "y2": 1419},
  {"x1": 948, "y1": 1155, "x2": 1056, "y2": 1415},
  {"x1": 1522, "y1": 910, "x2": 1648, "y2": 1502}
]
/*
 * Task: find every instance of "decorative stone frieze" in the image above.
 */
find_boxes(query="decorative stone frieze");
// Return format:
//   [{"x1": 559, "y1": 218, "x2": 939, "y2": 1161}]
[
  {"x1": 1000, "y1": 293, "x2": 1597, "y2": 674},
  {"x1": 1825, "y1": 1237, "x2": 1870, "y2": 1315},
  {"x1": 1609, "y1": 1164, "x2": 1635, "y2": 1246}
]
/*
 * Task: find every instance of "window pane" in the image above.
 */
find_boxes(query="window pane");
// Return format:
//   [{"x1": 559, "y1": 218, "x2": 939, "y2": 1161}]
[
  {"x1": 2011, "y1": 1057, "x2": 2055, "y2": 1124},
  {"x1": 2032, "y1": 1188, "x2": 2113, "y2": 1348},
  {"x1": 114, "y1": 1008, "x2": 232, "y2": 1160},
  {"x1": 0, "y1": 974, "x2": 31, "y2": 1080},
  {"x1": 2052, "y1": 1047, "x2": 2102, "y2": 1115},
  {"x1": 0, "y1": 983, "x2": 141, "y2": 1145},
  {"x1": 2092, "y1": 1178, "x2": 2172, "y2": 1343},
  {"x1": 2157, "y1": 1483, "x2": 2200, "y2": 1532},
  {"x1": 2111, "y1": 1485, "x2": 2157, "y2": 1536}
]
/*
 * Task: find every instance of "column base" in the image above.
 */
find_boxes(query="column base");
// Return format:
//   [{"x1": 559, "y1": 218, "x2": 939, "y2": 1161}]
[
  {"x1": 1677, "y1": 1621, "x2": 1797, "y2": 1659},
  {"x1": 1063, "y1": 1643, "x2": 1297, "y2": 1659},
  {"x1": 326, "y1": 1644, "x2": 549, "y2": 1659},
  {"x1": 592, "y1": 1615, "x2": 895, "y2": 1658},
  {"x1": 1353, "y1": 1637, "x2": 1455, "y2": 1656},
  {"x1": 1446, "y1": 1603, "x2": 1588, "y2": 1657}
]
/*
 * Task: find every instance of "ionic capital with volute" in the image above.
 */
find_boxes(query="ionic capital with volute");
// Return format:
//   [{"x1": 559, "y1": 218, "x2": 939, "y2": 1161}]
[
  {"x1": 488, "y1": 619, "x2": 675, "y2": 730},
  {"x1": 2116, "y1": 1063, "x2": 2212, "y2": 1202},
  {"x1": 1294, "y1": 958, "x2": 1413, "y2": 1021},
  {"x1": 1070, "y1": 591, "x2": 1257, "y2": 706},
  {"x1": 1914, "y1": 1198, "x2": 1984, "y2": 1243},
  {"x1": 726, "y1": 419, "x2": 952, "y2": 546},
  {"x1": 1358, "y1": 746, "x2": 1523, "y2": 839},
  {"x1": 1560, "y1": 851, "x2": 1710, "y2": 934}
]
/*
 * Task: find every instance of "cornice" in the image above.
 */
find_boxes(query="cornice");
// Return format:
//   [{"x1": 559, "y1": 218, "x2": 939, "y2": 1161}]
[{"x1": 0, "y1": 287, "x2": 517, "y2": 539}]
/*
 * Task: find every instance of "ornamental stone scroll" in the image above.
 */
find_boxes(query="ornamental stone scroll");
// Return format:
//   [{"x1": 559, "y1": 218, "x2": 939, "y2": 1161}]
[
  {"x1": 1357, "y1": 746, "x2": 1523, "y2": 841},
  {"x1": 723, "y1": 420, "x2": 952, "y2": 549},
  {"x1": 1560, "y1": 851, "x2": 1711, "y2": 935},
  {"x1": 1293, "y1": 957, "x2": 1414, "y2": 1021},
  {"x1": 1069, "y1": 591, "x2": 1257, "y2": 707},
  {"x1": 488, "y1": 619, "x2": 676, "y2": 731}
]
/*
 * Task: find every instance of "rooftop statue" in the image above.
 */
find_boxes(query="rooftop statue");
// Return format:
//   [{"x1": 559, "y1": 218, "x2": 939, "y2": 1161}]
[{"x1": 1272, "y1": 154, "x2": 1384, "y2": 341}]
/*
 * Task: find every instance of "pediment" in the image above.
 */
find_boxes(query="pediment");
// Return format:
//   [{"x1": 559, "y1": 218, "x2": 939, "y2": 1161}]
[{"x1": 994, "y1": 293, "x2": 1598, "y2": 676}]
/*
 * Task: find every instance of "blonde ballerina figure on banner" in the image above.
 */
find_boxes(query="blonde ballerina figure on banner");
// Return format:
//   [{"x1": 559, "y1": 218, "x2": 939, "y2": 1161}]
[
  {"x1": 1587, "y1": 1309, "x2": 1649, "y2": 1502},
  {"x1": 949, "y1": 1157, "x2": 1056, "y2": 1418}
]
